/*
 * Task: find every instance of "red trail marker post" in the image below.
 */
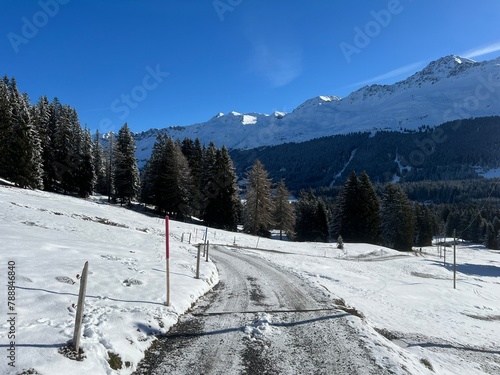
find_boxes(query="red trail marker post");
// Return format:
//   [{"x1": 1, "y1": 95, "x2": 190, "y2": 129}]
[{"x1": 165, "y1": 216, "x2": 170, "y2": 306}]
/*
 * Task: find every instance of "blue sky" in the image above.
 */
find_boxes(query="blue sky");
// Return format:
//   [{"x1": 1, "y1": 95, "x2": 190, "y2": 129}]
[{"x1": 2, "y1": 0, "x2": 500, "y2": 134}]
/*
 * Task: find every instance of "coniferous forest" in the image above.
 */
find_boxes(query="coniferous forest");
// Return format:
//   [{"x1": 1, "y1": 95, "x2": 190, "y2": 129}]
[{"x1": 2, "y1": 75, "x2": 500, "y2": 251}]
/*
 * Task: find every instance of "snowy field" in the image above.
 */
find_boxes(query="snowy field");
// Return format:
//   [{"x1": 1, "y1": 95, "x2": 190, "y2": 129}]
[{"x1": 1, "y1": 185, "x2": 499, "y2": 374}]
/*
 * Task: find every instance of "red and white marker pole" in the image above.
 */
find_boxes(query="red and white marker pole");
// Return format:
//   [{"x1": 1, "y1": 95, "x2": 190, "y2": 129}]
[{"x1": 165, "y1": 215, "x2": 170, "y2": 306}]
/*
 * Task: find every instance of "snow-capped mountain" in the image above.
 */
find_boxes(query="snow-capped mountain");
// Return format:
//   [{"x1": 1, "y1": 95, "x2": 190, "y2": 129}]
[{"x1": 135, "y1": 55, "x2": 500, "y2": 165}]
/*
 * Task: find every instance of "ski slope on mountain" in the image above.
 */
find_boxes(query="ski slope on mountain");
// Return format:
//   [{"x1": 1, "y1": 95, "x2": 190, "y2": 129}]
[
  {"x1": 1, "y1": 185, "x2": 499, "y2": 374},
  {"x1": 134, "y1": 55, "x2": 500, "y2": 166}
]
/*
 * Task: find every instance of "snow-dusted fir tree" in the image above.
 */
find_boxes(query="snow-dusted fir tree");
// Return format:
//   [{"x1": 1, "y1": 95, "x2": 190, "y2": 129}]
[
  {"x1": 92, "y1": 130, "x2": 107, "y2": 194},
  {"x1": 53, "y1": 104, "x2": 74, "y2": 192},
  {"x1": 2, "y1": 78, "x2": 43, "y2": 188},
  {"x1": 273, "y1": 179, "x2": 296, "y2": 240},
  {"x1": 243, "y1": 160, "x2": 274, "y2": 236},
  {"x1": 0, "y1": 77, "x2": 12, "y2": 179},
  {"x1": 381, "y1": 183, "x2": 415, "y2": 251},
  {"x1": 203, "y1": 146, "x2": 240, "y2": 231},
  {"x1": 113, "y1": 123, "x2": 140, "y2": 203},
  {"x1": 76, "y1": 127, "x2": 96, "y2": 197},
  {"x1": 31, "y1": 96, "x2": 52, "y2": 189},
  {"x1": 43, "y1": 98, "x2": 62, "y2": 190}
]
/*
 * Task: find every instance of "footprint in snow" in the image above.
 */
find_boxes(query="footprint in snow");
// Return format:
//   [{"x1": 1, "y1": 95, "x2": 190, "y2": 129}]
[
  {"x1": 101, "y1": 254, "x2": 121, "y2": 261},
  {"x1": 56, "y1": 276, "x2": 75, "y2": 285},
  {"x1": 123, "y1": 278, "x2": 143, "y2": 287}
]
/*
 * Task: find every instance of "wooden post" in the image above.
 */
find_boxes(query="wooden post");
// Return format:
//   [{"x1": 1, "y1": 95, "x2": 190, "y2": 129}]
[
  {"x1": 73, "y1": 261, "x2": 89, "y2": 355},
  {"x1": 205, "y1": 241, "x2": 209, "y2": 262},
  {"x1": 453, "y1": 229, "x2": 457, "y2": 290},
  {"x1": 165, "y1": 216, "x2": 170, "y2": 306},
  {"x1": 181, "y1": 233, "x2": 184, "y2": 243},
  {"x1": 196, "y1": 244, "x2": 201, "y2": 279},
  {"x1": 188, "y1": 233, "x2": 192, "y2": 244}
]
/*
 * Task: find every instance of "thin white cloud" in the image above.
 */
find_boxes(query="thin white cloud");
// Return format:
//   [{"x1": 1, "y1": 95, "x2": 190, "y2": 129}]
[
  {"x1": 462, "y1": 42, "x2": 500, "y2": 59},
  {"x1": 248, "y1": 40, "x2": 303, "y2": 88},
  {"x1": 348, "y1": 60, "x2": 426, "y2": 88}
]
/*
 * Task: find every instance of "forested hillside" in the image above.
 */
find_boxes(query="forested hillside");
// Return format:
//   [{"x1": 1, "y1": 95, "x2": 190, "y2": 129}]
[{"x1": 230, "y1": 117, "x2": 500, "y2": 191}]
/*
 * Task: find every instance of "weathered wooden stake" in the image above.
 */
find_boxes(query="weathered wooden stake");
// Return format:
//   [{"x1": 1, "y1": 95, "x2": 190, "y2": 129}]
[
  {"x1": 165, "y1": 216, "x2": 171, "y2": 306},
  {"x1": 73, "y1": 261, "x2": 89, "y2": 355},
  {"x1": 205, "y1": 241, "x2": 209, "y2": 262},
  {"x1": 453, "y1": 229, "x2": 457, "y2": 289},
  {"x1": 196, "y1": 244, "x2": 201, "y2": 279},
  {"x1": 188, "y1": 233, "x2": 192, "y2": 244}
]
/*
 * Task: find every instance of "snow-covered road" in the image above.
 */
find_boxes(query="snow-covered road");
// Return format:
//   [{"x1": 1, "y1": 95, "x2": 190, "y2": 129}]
[{"x1": 134, "y1": 245, "x2": 390, "y2": 375}]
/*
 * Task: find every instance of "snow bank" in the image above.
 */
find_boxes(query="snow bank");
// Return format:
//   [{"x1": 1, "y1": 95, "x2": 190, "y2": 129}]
[{"x1": 0, "y1": 186, "x2": 217, "y2": 374}]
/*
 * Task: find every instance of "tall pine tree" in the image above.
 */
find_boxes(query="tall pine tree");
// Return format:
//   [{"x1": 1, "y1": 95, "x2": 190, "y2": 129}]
[
  {"x1": 113, "y1": 123, "x2": 140, "y2": 203},
  {"x1": 2, "y1": 78, "x2": 43, "y2": 188},
  {"x1": 273, "y1": 179, "x2": 296, "y2": 240},
  {"x1": 203, "y1": 146, "x2": 240, "y2": 230},
  {"x1": 295, "y1": 189, "x2": 329, "y2": 242},
  {"x1": 381, "y1": 183, "x2": 415, "y2": 251}
]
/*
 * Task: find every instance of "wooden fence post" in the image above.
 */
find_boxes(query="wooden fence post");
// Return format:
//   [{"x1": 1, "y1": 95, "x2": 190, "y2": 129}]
[
  {"x1": 165, "y1": 216, "x2": 170, "y2": 306},
  {"x1": 205, "y1": 241, "x2": 209, "y2": 262},
  {"x1": 453, "y1": 229, "x2": 457, "y2": 289},
  {"x1": 73, "y1": 261, "x2": 89, "y2": 356},
  {"x1": 196, "y1": 244, "x2": 201, "y2": 279}
]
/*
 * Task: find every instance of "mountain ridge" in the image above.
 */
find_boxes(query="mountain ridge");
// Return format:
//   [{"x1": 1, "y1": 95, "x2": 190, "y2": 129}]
[{"x1": 134, "y1": 54, "x2": 500, "y2": 166}]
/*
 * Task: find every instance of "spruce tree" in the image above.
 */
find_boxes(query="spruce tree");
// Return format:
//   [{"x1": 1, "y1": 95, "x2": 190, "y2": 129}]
[
  {"x1": 381, "y1": 183, "x2": 415, "y2": 251},
  {"x1": 332, "y1": 171, "x2": 380, "y2": 244},
  {"x1": 0, "y1": 77, "x2": 12, "y2": 179},
  {"x1": 140, "y1": 134, "x2": 165, "y2": 208},
  {"x1": 141, "y1": 134, "x2": 192, "y2": 218},
  {"x1": 243, "y1": 160, "x2": 274, "y2": 236},
  {"x1": 163, "y1": 137, "x2": 192, "y2": 219},
  {"x1": 203, "y1": 146, "x2": 240, "y2": 230},
  {"x1": 332, "y1": 171, "x2": 362, "y2": 242},
  {"x1": 77, "y1": 127, "x2": 96, "y2": 197},
  {"x1": 358, "y1": 171, "x2": 381, "y2": 243},
  {"x1": 182, "y1": 138, "x2": 204, "y2": 217},
  {"x1": 414, "y1": 204, "x2": 434, "y2": 247},
  {"x1": 3, "y1": 78, "x2": 43, "y2": 188},
  {"x1": 92, "y1": 130, "x2": 107, "y2": 194},
  {"x1": 43, "y1": 98, "x2": 62, "y2": 190},
  {"x1": 113, "y1": 123, "x2": 140, "y2": 203},
  {"x1": 273, "y1": 179, "x2": 296, "y2": 240},
  {"x1": 295, "y1": 189, "x2": 329, "y2": 242},
  {"x1": 32, "y1": 96, "x2": 52, "y2": 189},
  {"x1": 53, "y1": 104, "x2": 73, "y2": 192}
]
